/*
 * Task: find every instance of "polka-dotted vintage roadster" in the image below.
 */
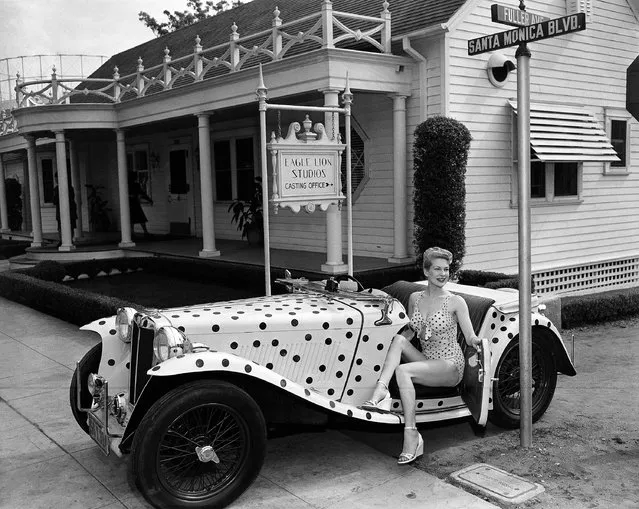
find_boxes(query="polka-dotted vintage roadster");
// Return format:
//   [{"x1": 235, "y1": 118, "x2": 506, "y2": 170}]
[{"x1": 70, "y1": 275, "x2": 575, "y2": 509}]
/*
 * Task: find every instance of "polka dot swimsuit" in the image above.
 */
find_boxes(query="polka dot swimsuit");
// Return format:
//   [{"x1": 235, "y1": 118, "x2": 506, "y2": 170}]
[{"x1": 409, "y1": 292, "x2": 464, "y2": 384}]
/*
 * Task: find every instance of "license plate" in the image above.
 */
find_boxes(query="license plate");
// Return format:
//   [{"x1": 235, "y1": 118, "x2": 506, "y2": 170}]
[{"x1": 87, "y1": 411, "x2": 110, "y2": 456}]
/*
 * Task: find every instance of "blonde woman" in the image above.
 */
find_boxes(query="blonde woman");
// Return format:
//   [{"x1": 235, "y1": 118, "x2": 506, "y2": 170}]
[{"x1": 361, "y1": 247, "x2": 482, "y2": 464}]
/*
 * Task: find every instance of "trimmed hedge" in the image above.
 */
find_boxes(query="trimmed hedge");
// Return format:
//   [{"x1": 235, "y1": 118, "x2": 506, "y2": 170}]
[
  {"x1": 0, "y1": 270, "x2": 138, "y2": 325},
  {"x1": 561, "y1": 287, "x2": 639, "y2": 329},
  {"x1": 456, "y1": 269, "x2": 533, "y2": 292}
]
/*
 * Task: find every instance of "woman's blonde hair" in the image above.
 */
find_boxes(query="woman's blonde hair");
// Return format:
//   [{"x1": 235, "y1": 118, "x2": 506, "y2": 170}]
[{"x1": 422, "y1": 247, "x2": 453, "y2": 270}]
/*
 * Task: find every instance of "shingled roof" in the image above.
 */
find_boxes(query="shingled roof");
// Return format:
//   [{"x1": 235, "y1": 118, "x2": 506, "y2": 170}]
[{"x1": 91, "y1": 0, "x2": 466, "y2": 80}]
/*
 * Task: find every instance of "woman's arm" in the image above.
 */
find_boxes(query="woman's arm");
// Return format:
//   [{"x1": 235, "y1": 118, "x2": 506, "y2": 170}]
[
  {"x1": 451, "y1": 295, "x2": 481, "y2": 349},
  {"x1": 398, "y1": 292, "x2": 419, "y2": 339}
]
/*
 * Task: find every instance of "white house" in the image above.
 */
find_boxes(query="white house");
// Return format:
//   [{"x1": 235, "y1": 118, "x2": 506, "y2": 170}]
[{"x1": 0, "y1": 0, "x2": 638, "y2": 296}]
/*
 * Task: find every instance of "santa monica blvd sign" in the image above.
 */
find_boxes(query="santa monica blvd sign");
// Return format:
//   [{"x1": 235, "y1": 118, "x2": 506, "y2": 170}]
[{"x1": 468, "y1": 12, "x2": 586, "y2": 55}]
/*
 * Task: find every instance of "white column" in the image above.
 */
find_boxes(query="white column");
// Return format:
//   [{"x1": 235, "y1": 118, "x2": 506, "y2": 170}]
[
  {"x1": 54, "y1": 130, "x2": 75, "y2": 251},
  {"x1": 25, "y1": 136, "x2": 43, "y2": 247},
  {"x1": 68, "y1": 139, "x2": 83, "y2": 238},
  {"x1": 320, "y1": 87, "x2": 347, "y2": 274},
  {"x1": 388, "y1": 94, "x2": 411, "y2": 263},
  {"x1": 115, "y1": 129, "x2": 135, "y2": 247},
  {"x1": 0, "y1": 156, "x2": 9, "y2": 233},
  {"x1": 197, "y1": 114, "x2": 220, "y2": 257}
]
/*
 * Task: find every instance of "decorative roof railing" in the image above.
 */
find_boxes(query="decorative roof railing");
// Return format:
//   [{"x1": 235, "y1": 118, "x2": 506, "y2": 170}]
[{"x1": 13, "y1": 1, "x2": 392, "y2": 110}]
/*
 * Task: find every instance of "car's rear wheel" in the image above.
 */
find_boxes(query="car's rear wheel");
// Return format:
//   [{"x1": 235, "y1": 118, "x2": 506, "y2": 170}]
[
  {"x1": 69, "y1": 343, "x2": 102, "y2": 434},
  {"x1": 130, "y1": 380, "x2": 266, "y2": 509},
  {"x1": 489, "y1": 335, "x2": 557, "y2": 429}
]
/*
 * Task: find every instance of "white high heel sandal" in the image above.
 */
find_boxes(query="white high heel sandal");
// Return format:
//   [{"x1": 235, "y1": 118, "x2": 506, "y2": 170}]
[
  {"x1": 359, "y1": 380, "x2": 392, "y2": 412},
  {"x1": 398, "y1": 426, "x2": 424, "y2": 465}
]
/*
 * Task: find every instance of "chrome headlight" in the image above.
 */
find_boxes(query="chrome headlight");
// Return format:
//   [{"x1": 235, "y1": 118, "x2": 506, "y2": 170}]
[
  {"x1": 153, "y1": 326, "x2": 192, "y2": 362},
  {"x1": 116, "y1": 307, "x2": 136, "y2": 343},
  {"x1": 87, "y1": 373, "x2": 104, "y2": 396}
]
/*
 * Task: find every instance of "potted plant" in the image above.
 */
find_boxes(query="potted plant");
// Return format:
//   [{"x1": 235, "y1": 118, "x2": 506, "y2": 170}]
[
  {"x1": 86, "y1": 184, "x2": 112, "y2": 232},
  {"x1": 228, "y1": 176, "x2": 263, "y2": 245}
]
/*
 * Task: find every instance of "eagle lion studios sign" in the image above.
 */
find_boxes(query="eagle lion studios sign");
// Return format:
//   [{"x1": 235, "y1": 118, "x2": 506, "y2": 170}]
[
  {"x1": 468, "y1": 11, "x2": 586, "y2": 55},
  {"x1": 268, "y1": 116, "x2": 345, "y2": 214}
]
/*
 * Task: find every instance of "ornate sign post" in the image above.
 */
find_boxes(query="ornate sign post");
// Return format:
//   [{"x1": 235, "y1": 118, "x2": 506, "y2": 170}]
[
  {"x1": 468, "y1": 3, "x2": 586, "y2": 448},
  {"x1": 257, "y1": 65, "x2": 353, "y2": 296}
]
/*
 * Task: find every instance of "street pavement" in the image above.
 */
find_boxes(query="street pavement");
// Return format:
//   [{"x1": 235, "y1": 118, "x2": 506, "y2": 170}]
[{"x1": 0, "y1": 296, "x2": 498, "y2": 509}]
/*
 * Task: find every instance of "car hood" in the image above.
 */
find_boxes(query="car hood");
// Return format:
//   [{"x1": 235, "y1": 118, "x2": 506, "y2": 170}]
[{"x1": 154, "y1": 291, "x2": 391, "y2": 343}]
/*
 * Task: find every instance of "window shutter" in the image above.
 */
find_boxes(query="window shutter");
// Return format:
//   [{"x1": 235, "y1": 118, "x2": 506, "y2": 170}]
[{"x1": 339, "y1": 125, "x2": 367, "y2": 200}]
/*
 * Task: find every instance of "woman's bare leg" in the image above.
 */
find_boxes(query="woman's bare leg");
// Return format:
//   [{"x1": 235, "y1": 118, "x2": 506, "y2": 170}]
[
  {"x1": 396, "y1": 360, "x2": 459, "y2": 456},
  {"x1": 367, "y1": 335, "x2": 425, "y2": 403}
]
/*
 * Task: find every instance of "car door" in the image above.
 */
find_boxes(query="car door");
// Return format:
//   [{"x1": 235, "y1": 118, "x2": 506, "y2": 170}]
[{"x1": 460, "y1": 337, "x2": 491, "y2": 425}]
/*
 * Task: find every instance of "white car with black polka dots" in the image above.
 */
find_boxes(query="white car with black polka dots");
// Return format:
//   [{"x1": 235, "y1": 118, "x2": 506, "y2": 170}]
[{"x1": 70, "y1": 275, "x2": 575, "y2": 509}]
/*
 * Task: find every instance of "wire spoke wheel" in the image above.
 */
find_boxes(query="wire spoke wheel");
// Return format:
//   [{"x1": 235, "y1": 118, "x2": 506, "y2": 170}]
[
  {"x1": 158, "y1": 404, "x2": 247, "y2": 499},
  {"x1": 131, "y1": 380, "x2": 266, "y2": 509},
  {"x1": 489, "y1": 336, "x2": 557, "y2": 429}
]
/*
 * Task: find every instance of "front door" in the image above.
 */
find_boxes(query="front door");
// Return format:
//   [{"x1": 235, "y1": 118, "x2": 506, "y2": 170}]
[
  {"x1": 460, "y1": 337, "x2": 491, "y2": 426},
  {"x1": 167, "y1": 145, "x2": 193, "y2": 235}
]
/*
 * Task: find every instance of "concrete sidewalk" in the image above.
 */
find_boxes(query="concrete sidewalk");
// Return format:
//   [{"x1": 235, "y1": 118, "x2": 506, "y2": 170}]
[{"x1": 0, "y1": 296, "x2": 498, "y2": 509}]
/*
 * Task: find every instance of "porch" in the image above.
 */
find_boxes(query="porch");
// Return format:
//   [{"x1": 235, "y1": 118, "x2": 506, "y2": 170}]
[{"x1": 3, "y1": 231, "x2": 418, "y2": 281}]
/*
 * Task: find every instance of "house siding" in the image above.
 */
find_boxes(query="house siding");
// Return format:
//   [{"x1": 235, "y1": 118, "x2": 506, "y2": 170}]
[{"x1": 445, "y1": 0, "x2": 639, "y2": 274}]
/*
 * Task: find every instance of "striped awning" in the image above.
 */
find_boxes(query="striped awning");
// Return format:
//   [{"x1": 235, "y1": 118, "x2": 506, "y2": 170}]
[{"x1": 509, "y1": 100, "x2": 620, "y2": 162}]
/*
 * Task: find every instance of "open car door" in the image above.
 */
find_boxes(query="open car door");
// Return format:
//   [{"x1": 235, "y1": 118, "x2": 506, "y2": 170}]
[{"x1": 460, "y1": 337, "x2": 491, "y2": 426}]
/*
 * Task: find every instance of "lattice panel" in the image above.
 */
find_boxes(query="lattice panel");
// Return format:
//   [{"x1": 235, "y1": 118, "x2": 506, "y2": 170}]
[{"x1": 534, "y1": 257, "x2": 639, "y2": 295}]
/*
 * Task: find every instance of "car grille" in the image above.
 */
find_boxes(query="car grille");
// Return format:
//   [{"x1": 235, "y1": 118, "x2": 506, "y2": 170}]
[{"x1": 129, "y1": 318, "x2": 155, "y2": 405}]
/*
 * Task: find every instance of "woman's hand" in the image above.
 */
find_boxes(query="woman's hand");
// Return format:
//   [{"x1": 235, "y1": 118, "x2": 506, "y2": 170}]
[{"x1": 469, "y1": 336, "x2": 482, "y2": 351}]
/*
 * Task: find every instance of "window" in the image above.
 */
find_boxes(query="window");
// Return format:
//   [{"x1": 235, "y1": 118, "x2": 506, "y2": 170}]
[
  {"x1": 604, "y1": 110, "x2": 631, "y2": 174},
  {"x1": 41, "y1": 157, "x2": 55, "y2": 204},
  {"x1": 213, "y1": 136, "x2": 255, "y2": 201},
  {"x1": 554, "y1": 162, "x2": 579, "y2": 196},
  {"x1": 127, "y1": 146, "x2": 151, "y2": 198},
  {"x1": 610, "y1": 120, "x2": 627, "y2": 167},
  {"x1": 339, "y1": 118, "x2": 369, "y2": 201},
  {"x1": 514, "y1": 160, "x2": 582, "y2": 205},
  {"x1": 169, "y1": 149, "x2": 189, "y2": 194}
]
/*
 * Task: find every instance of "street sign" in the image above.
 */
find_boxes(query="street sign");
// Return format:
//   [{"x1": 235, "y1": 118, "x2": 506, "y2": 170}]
[
  {"x1": 491, "y1": 3, "x2": 550, "y2": 27},
  {"x1": 468, "y1": 12, "x2": 586, "y2": 55}
]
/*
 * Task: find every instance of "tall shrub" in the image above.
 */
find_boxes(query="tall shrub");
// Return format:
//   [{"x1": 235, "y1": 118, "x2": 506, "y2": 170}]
[{"x1": 413, "y1": 116, "x2": 472, "y2": 275}]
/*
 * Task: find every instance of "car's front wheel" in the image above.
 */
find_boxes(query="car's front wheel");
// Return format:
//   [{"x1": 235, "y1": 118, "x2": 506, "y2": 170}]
[
  {"x1": 488, "y1": 335, "x2": 557, "y2": 429},
  {"x1": 130, "y1": 380, "x2": 267, "y2": 509}
]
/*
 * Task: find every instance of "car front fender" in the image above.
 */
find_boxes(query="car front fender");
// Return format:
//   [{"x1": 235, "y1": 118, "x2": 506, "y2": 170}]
[
  {"x1": 146, "y1": 351, "x2": 402, "y2": 425},
  {"x1": 79, "y1": 315, "x2": 130, "y2": 391}
]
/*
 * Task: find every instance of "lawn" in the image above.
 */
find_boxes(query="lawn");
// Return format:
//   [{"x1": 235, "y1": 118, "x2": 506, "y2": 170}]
[{"x1": 66, "y1": 271, "x2": 263, "y2": 309}]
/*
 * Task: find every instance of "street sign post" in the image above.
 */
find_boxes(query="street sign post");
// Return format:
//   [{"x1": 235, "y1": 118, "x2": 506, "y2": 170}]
[
  {"x1": 491, "y1": 3, "x2": 550, "y2": 27},
  {"x1": 468, "y1": 4, "x2": 587, "y2": 449},
  {"x1": 468, "y1": 12, "x2": 586, "y2": 55}
]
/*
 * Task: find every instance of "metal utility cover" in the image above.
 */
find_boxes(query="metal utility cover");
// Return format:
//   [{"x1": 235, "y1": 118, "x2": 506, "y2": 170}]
[{"x1": 450, "y1": 463, "x2": 544, "y2": 504}]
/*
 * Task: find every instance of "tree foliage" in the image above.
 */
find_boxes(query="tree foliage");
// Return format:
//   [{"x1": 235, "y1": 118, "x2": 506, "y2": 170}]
[
  {"x1": 139, "y1": 0, "x2": 244, "y2": 37},
  {"x1": 412, "y1": 116, "x2": 472, "y2": 276}
]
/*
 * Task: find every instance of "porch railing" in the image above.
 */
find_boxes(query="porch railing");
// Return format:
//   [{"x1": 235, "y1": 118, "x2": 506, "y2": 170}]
[
  {"x1": 13, "y1": 1, "x2": 392, "y2": 109},
  {"x1": 1, "y1": 109, "x2": 17, "y2": 135}
]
